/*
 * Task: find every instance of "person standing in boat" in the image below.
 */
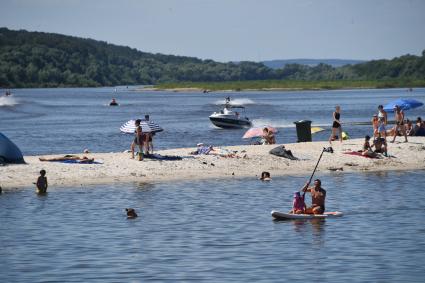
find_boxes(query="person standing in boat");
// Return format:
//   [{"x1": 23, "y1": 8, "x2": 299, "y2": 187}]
[
  {"x1": 329, "y1": 105, "x2": 342, "y2": 144},
  {"x1": 225, "y1": 97, "x2": 231, "y2": 108},
  {"x1": 301, "y1": 179, "x2": 326, "y2": 214}
]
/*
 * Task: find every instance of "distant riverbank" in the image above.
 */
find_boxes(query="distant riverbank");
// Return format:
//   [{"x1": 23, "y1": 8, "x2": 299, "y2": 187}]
[{"x1": 146, "y1": 79, "x2": 425, "y2": 92}]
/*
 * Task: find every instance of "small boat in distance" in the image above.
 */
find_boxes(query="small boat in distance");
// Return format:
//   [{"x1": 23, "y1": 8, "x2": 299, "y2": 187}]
[{"x1": 209, "y1": 97, "x2": 252, "y2": 129}]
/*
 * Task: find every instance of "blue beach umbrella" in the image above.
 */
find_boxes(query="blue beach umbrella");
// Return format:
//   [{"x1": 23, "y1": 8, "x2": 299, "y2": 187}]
[{"x1": 383, "y1": 98, "x2": 423, "y2": 112}]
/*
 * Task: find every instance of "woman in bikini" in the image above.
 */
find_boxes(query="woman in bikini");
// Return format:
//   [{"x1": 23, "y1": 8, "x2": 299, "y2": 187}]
[
  {"x1": 377, "y1": 105, "x2": 388, "y2": 142},
  {"x1": 329, "y1": 105, "x2": 342, "y2": 144}
]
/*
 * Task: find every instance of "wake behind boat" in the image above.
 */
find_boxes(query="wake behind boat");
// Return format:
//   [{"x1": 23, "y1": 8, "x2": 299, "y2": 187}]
[{"x1": 209, "y1": 97, "x2": 252, "y2": 129}]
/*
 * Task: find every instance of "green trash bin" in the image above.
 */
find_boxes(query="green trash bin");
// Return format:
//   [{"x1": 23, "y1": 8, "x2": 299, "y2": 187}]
[{"x1": 294, "y1": 120, "x2": 312, "y2": 142}]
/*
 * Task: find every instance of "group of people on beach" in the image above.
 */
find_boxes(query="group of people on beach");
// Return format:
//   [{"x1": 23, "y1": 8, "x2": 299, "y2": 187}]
[
  {"x1": 130, "y1": 115, "x2": 154, "y2": 161},
  {"x1": 287, "y1": 101, "x2": 425, "y2": 215}
]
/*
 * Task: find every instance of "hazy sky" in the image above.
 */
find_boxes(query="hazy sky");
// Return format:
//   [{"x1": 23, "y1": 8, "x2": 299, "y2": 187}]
[{"x1": 1, "y1": 0, "x2": 424, "y2": 62}]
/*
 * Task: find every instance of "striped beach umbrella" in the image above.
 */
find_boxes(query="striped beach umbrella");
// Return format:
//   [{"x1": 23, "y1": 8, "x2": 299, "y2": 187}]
[{"x1": 120, "y1": 119, "x2": 163, "y2": 134}]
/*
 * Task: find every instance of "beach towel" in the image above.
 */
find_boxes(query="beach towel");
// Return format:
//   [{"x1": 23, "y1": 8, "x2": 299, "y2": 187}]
[
  {"x1": 144, "y1": 153, "x2": 183, "y2": 161},
  {"x1": 52, "y1": 159, "x2": 103, "y2": 164},
  {"x1": 343, "y1": 151, "x2": 378, "y2": 159}
]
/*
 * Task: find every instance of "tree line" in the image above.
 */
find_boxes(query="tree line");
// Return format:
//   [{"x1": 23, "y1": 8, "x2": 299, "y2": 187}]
[{"x1": 0, "y1": 27, "x2": 424, "y2": 88}]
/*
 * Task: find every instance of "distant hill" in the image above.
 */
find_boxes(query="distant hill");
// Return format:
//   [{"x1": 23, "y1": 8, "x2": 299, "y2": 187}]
[
  {"x1": 0, "y1": 27, "x2": 424, "y2": 88},
  {"x1": 0, "y1": 27, "x2": 272, "y2": 87},
  {"x1": 262, "y1": 59, "x2": 365, "y2": 69}
]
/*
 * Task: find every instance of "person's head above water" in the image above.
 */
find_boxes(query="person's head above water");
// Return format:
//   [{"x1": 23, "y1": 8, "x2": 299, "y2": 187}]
[
  {"x1": 135, "y1": 119, "x2": 142, "y2": 126},
  {"x1": 260, "y1": 171, "x2": 271, "y2": 180}
]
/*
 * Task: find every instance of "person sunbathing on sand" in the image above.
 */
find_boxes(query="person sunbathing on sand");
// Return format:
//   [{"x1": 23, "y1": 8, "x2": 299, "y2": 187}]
[
  {"x1": 372, "y1": 134, "x2": 388, "y2": 157},
  {"x1": 39, "y1": 156, "x2": 94, "y2": 163},
  {"x1": 362, "y1": 135, "x2": 377, "y2": 158}
]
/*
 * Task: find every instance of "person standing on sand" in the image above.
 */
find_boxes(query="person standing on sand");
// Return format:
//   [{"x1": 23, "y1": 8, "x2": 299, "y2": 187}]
[
  {"x1": 36, "y1": 169, "x2": 48, "y2": 194},
  {"x1": 301, "y1": 179, "x2": 326, "y2": 214},
  {"x1": 377, "y1": 105, "x2": 388, "y2": 141},
  {"x1": 329, "y1": 105, "x2": 342, "y2": 144},
  {"x1": 372, "y1": 114, "x2": 379, "y2": 137},
  {"x1": 130, "y1": 119, "x2": 144, "y2": 161},
  {"x1": 144, "y1": 115, "x2": 154, "y2": 154},
  {"x1": 391, "y1": 105, "x2": 408, "y2": 143}
]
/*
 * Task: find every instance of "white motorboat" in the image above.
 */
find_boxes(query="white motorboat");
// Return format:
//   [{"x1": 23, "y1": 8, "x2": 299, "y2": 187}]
[{"x1": 209, "y1": 103, "x2": 252, "y2": 129}]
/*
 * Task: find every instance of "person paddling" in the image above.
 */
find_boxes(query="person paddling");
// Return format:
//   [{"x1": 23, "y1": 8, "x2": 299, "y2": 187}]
[{"x1": 301, "y1": 179, "x2": 326, "y2": 214}]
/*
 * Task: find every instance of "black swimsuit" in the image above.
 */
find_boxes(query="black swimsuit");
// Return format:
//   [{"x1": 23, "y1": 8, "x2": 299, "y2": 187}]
[{"x1": 332, "y1": 112, "x2": 341, "y2": 128}]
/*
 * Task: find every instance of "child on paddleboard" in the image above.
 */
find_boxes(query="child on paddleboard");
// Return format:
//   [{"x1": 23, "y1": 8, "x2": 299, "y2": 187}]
[{"x1": 290, "y1": 191, "x2": 306, "y2": 214}]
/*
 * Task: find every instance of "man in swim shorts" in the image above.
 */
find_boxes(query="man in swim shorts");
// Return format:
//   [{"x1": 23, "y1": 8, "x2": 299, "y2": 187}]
[
  {"x1": 301, "y1": 179, "x2": 326, "y2": 214},
  {"x1": 391, "y1": 105, "x2": 408, "y2": 143}
]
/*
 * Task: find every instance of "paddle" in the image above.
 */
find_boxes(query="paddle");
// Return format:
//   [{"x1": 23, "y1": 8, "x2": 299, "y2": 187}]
[{"x1": 302, "y1": 147, "x2": 328, "y2": 197}]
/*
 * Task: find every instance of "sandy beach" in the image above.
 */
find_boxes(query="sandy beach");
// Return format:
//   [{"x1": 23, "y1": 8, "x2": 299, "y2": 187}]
[{"x1": 1, "y1": 137, "x2": 425, "y2": 190}]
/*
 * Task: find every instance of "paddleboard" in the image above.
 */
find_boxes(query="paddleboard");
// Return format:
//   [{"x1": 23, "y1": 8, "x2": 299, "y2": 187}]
[{"x1": 271, "y1": 210, "x2": 343, "y2": 220}]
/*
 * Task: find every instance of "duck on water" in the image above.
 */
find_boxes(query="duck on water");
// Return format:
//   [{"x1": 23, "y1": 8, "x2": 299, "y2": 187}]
[{"x1": 209, "y1": 97, "x2": 252, "y2": 129}]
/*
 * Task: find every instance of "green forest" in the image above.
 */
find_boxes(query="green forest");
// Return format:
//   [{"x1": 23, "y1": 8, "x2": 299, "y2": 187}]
[{"x1": 1, "y1": 27, "x2": 425, "y2": 88}]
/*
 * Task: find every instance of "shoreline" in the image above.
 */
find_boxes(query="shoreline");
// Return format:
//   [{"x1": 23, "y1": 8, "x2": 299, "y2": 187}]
[
  {"x1": 1, "y1": 138, "x2": 425, "y2": 190},
  {"x1": 138, "y1": 86, "x2": 386, "y2": 93}
]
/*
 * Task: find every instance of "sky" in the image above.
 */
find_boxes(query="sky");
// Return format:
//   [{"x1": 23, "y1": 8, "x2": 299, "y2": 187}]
[{"x1": 1, "y1": 0, "x2": 424, "y2": 62}]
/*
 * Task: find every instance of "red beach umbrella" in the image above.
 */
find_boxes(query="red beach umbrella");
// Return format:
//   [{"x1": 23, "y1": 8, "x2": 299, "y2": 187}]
[{"x1": 242, "y1": 126, "x2": 278, "y2": 139}]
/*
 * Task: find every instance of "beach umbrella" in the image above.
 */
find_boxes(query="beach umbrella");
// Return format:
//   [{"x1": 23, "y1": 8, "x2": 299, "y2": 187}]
[
  {"x1": 242, "y1": 126, "x2": 278, "y2": 139},
  {"x1": 383, "y1": 98, "x2": 423, "y2": 112},
  {"x1": 120, "y1": 119, "x2": 163, "y2": 134}
]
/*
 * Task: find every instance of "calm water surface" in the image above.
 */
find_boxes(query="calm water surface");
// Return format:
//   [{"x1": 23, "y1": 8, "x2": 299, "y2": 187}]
[
  {"x1": 1, "y1": 171, "x2": 425, "y2": 282},
  {"x1": 1, "y1": 87, "x2": 424, "y2": 155}
]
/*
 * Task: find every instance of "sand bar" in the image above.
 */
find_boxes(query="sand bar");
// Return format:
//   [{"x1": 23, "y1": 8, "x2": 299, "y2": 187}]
[{"x1": 1, "y1": 137, "x2": 425, "y2": 190}]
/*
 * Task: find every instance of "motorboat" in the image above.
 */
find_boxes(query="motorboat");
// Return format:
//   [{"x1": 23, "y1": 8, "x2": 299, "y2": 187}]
[{"x1": 209, "y1": 103, "x2": 252, "y2": 129}]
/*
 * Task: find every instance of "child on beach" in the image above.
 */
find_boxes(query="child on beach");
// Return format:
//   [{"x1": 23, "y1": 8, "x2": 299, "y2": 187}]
[
  {"x1": 291, "y1": 191, "x2": 306, "y2": 214},
  {"x1": 372, "y1": 114, "x2": 379, "y2": 137},
  {"x1": 36, "y1": 169, "x2": 48, "y2": 194}
]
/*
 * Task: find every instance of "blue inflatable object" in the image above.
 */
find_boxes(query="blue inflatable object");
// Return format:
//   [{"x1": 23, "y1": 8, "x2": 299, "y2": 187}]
[
  {"x1": 0, "y1": 133, "x2": 25, "y2": 164},
  {"x1": 383, "y1": 98, "x2": 423, "y2": 112}
]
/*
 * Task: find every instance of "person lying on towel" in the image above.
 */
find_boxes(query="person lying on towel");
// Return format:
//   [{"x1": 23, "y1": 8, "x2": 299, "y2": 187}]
[{"x1": 39, "y1": 156, "x2": 94, "y2": 163}]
